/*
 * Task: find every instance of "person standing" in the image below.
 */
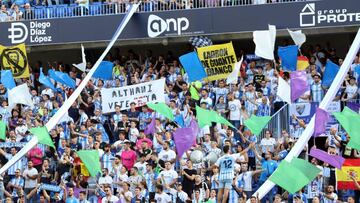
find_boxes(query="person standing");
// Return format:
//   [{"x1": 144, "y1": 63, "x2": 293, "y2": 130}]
[
  {"x1": 22, "y1": 160, "x2": 38, "y2": 203},
  {"x1": 215, "y1": 145, "x2": 235, "y2": 203}
]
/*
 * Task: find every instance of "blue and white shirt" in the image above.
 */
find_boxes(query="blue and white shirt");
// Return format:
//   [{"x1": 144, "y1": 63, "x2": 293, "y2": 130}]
[{"x1": 215, "y1": 154, "x2": 235, "y2": 181}]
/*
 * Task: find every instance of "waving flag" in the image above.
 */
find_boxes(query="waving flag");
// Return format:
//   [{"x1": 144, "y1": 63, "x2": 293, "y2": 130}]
[
  {"x1": 277, "y1": 76, "x2": 291, "y2": 104},
  {"x1": 29, "y1": 127, "x2": 55, "y2": 149},
  {"x1": 144, "y1": 114, "x2": 156, "y2": 135},
  {"x1": 226, "y1": 56, "x2": 243, "y2": 84},
  {"x1": 290, "y1": 71, "x2": 308, "y2": 102},
  {"x1": 244, "y1": 115, "x2": 271, "y2": 136},
  {"x1": 72, "y1": 44, "x2": 87, "y2": 72},
  {"x1": 54, "y1": 71, "x2": 76, "y2": 89},
  {"x1": 0, "y1": 121, "x2": 6, "y2": 140},
  {"x1": 323, "y1": 60, "x2": 339, "y2": 87},
  {"x1": 314, "y1": 108, "x2": 329, "y2": 136},
  {"x1": 93, "y1": 61, "x2": 114, "y2": 80},
  {"x1": 297, "y1": 56, "x2": 309, "y2": 71},
  {"x1": 333, "y1": 107, "x2": 360, "y2": 150},
  {"x1": 287, "y1": 29, "x2": 306, "y2": 48},
  {"x1": 336, "y1": 159, "x2": 360, "y2": 190},
  {"x1": 253, "y1": 25, "x2": 276, "y2": 60},
  {"x1": 39, "y1": 68, "x2": 57, "y2": 91},
  {"x1": 7, "y1": 83, "x2": 34, "y2": 111},
  {"x1": 147, "y1": 102, "x2": 174, "y2": 121},
  {"x1": 179, "y1": 51, "x2": 207, "y2": 82},
  {"x1": 278, "y1": 45, "x2": 298, "y2": 72},
  {"x1": 0, "y1": 70, "x2": 16, "y2": 90},
  {"x1": 77, "y1": 150, "x2": 101, "y2": 177},
  {"x1": 310, "y1": 148, "x2": 344, "y2": 169}
]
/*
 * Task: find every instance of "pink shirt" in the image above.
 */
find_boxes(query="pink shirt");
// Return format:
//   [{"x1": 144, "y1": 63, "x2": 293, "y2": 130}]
[
  {"x1": 28, "y1": 147, "x2": 43, "y2": 166},
  {"x1": 135, "y1": 138, "x2": 153, "y2": 151},
  {"x1": 121, "y1": 149, "x2": 137, "y2": 170}
]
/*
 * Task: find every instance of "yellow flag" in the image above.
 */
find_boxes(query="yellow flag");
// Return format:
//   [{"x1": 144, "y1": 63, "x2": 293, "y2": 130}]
[
  {"x1": 0, "y1": 43, "x2": 30, "y2": 78},
  {"x1": 197, "y1": 42, "x2": 237, "y2": 82}
]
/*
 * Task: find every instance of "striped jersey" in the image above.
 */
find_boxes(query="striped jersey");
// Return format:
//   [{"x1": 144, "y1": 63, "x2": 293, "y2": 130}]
[
  {"x1": 5, "y1": 154, "x2": 23, "y2": 175},
  {"x1": 215, "y1": 154, "x2": 235, "y2": 181},
  {"x1": 101, "y1": 152, "x2": 114, "y2": 172}
]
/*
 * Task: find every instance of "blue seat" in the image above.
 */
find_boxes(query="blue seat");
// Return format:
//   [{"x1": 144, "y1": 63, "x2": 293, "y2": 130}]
[
  {"x1": 34, "y1": 7, "x2": 46, "y2": 19},
  {"x1": 89, "y1": 4, "x2": 101, "y2": 15}
]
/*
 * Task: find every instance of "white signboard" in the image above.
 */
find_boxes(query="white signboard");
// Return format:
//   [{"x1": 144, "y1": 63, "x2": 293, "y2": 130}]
[{"x1": 101, "y1": 79, "x2": 165, "y2": 113}]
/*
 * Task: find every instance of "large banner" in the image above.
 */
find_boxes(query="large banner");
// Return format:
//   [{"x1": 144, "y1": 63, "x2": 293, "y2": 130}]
[
  {"x1": 197, "y1": 42, "x2": 237, "y2": 82},
  {"x1": 0, "y1": 43, "x2": 30, "y2": 78},
  {"x1": 101, "y1": 78, "x2": 165, "y2": 113},
  {"x1": 336, "y1": 159, "x2": 360, "y2": 190},
  {"x1": 289, "y1": 102, "x2": 341, "y2": 137}
]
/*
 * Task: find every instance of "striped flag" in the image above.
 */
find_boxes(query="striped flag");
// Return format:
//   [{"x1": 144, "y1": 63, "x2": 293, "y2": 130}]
[
  {"x1": 336, "y1": 159, "x2": 360, "y2": 190},
  {"x1": 297, "y1": 56, "x2": 309, "y2": 71}
]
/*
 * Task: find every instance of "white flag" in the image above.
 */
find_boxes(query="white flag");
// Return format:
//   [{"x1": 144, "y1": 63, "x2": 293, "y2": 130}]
[
  {"x1": 253, "y1": 24, "x2": 276, "y2": 60},
  {"x1": 226, "y1": 56, "x2": 243, "y2": 84},
  {"x1": 72, "y1": 44, "x2": 87, "y2": 72},
  {"x1": 277, "y1": 76, "x2": 291, "y2": 104},
  {"x1": 7, "y1": 83, "x2": 34, "y2": 111},
  {"x1": 287, "y1": 29, "x2": 306, "y2": 48}
]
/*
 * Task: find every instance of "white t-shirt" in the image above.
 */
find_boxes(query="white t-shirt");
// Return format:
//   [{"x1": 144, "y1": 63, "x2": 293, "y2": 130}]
[
  {"x1": 102, "y1": 195, "x2": 119, "y2": 203},
  {"x1": 237, "y1": 171, "x2": 253, "y2": 192},
  {"x1": 260, "y1": 138, "x2": 276, "y2": 153},
  {"x1": 155, "y1": 192, "x2": 171, "y2": 203},
  {"x1": 158, "y1": 149, "x2": 176, "y2": 162},
  {"x1": 231, "y1": 153, "x2": 246, "y2": 163},
  {"x1": 158, "y1": 169, "x2": 178, "y2": 186},
  {"x1": 228, "y1": 99, "x2": 241, "y2": 121},
  {"x1": 134, "y1": 162, "x2": 147, "y2": 175},
  {"x1": 23, "y1": 167, "x2": 38, "y2": 188},
  {"x1": 98, "y1": 175, "x2": 113, "y2": 185},
  {"x1": 345, "y1": 85, "x2": 358, "y2": 99},
  {"x1": 129, "y1": 127, "x2": 139, "y2": 143}
]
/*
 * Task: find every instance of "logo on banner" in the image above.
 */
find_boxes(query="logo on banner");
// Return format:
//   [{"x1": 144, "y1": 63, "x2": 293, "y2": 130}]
[
  {"x1": 8, "y1": 22, "x2": 28, "y2": 44},
  {"x1": 300, "y1": 3, "x2": 316, "y2": 27},
  {"x1": 8, "y1": 21, "x2": 53, "y2": 44},
  {"x1": 147, "y1": 14, "x2": 189, "y2": 38},
  {"x1": 299, "y1": 3, "x2": 360, "y2": 27}
]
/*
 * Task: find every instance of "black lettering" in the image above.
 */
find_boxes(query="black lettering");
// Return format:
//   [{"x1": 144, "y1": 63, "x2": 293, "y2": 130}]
[
  {"x1": 151, "y1": 94, "x2": 157, "y2": 101},
  {"x1": 148, "y1": 84, "x2": 152, "y2": 92},
  {"x1": 108, "y1": 102, "x2": 114, "y2": 109},
  {"x1": 130, "y1": 88, "x2": 135, "y2": 95},
  {"x1": 125, "y1": 100, "x2": 130, "y2": 108},
  {"x1": 112, "y1": 91, "x2": 117, "y2": 98},
  {"x1": 136, "y1": 87, "x2": 141, "y2": 94},
  {"x1": 117, "y1": 90, "x2": 123, "y2": 97},
  {"x1": 123, "y1": 89, "x2": 128, "y2": 97},
  {"x1": 141, "y1": 86, "x2": 146, "y2": 93}
]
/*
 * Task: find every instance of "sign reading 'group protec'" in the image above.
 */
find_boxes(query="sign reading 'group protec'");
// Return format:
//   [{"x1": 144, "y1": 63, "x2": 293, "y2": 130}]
[
  {"x1": 101, "y1": 78, "x2": 165, "y2": 113},
  {"x1": 197, "y1": 42, "x2": 237, "y2": 82}
]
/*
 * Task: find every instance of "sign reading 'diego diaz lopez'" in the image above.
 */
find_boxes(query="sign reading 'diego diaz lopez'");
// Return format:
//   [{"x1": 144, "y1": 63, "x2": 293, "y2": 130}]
[
  {"x1": 101, "y1": 78, "x2": 165, "y2": 113},
  {"x1": 197, "y1": 42, "x2": 237, "y2": 82}
]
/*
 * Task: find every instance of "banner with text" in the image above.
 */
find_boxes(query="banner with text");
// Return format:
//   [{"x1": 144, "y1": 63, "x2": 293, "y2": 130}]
[
  {"x1": 197, "y1": 42, "x2": 237, "y2": 82},
  {"x1": 0, "y1": 43, "x2": 30, "y2": 78},
  {"x1": 101, "y1": 78, "x2": 165, "y2": 113},
  {"x1": 289, "y1": 101, "x2": 341, "y2": 137}
]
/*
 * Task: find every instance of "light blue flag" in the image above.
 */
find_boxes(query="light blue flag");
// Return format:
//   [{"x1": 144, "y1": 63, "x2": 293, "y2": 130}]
[
  {"x1": 323, "y1": 60, "x2": 339, "y2": 87},
  {"x1": 174, "y1": 114, "x2": 185, "y2": 128},
  {"x1": 54, "y1": 71, "x2": 76, "y2": 89},
  {"x1": 39, "y1": 68, "x2": 57, "y2": 91},
  {"x1": 0, "y1": 70, "x2": 16, "y2": 90},
  {"x1": 278, "y1": 45, "x2": 298, "y2": 71},
  {"x1": 93, "y1": 61, "x2": 114, "y2": 80},
  {"x1": 179, "y1": 51, "x2": 207, "y2": 82}
]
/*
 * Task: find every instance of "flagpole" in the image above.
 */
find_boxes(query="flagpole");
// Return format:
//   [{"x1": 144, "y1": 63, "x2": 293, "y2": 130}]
[
  {"x1": 248, "y1": 28, "x2": 360, "y2": 202},
  {"x1": 0, "y1": 2, "x2": 141, "y2": 175}
]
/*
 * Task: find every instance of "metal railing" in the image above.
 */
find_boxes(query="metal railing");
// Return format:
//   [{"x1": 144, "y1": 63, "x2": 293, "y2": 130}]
[
  {"x1": 258, "y1": 103, "x2": 290, "y2": 140},
  {"x1": 0, "y1": 0, "x2": 314, "y2": 22}
]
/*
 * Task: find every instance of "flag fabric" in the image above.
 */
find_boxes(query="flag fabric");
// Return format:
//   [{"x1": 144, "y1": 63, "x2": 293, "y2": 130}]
[
  {"x1": 77, "y1": 150, "x2": 102, "y2": 177},
  {"x1": 39, "y1": 68, "x2": 57, "y2": 91},
  {"x1": 179, "y1": 51, "x2": 207, "y2": 82},
  {"x1": 336, "y1": 159, "x2": 360, "y2": 190},
  {"x1": 244, "y1": 115, "x2": 271, "y2": 136},
  {"x1": 29, "y1": 127, "x2": 55, "y2": 149},
  {"x1": 189, "y1": 119, "x2": 200, "y2": 136},
  {"x1": 226, "y1": 56, "x2": 243, "y2": 84},
  {"x1": 290, "y1": 70, "x2": 308, "y2": 102},
  {"x1": 92, "y1": 61, "x2": 114, "y2": 80},
  {"x1": 278, "y1": 45, "x2": 298, "y2": 72},
  {"x1": 7, "y1": 83, "x2": 34, "y2": 111},
  {"x1": 196, "y1": 106, "x2": 235, "y2": 129},
  {"x1": 0, "y1": 70, "x2": 16, "y2": 90},
  {"x1": 0, "y1": 121, "x2": 6, "y2": 140},
  {"x1": 173, "y1": 127, "x2": 196, "y2": 159},
  {"x1": 147, "y1": 102, "x2": 174, "y2": 121},
  {"x1": 310, "y1": 148, "x2": 345, "y2": 169},
  {"x1": 287, "y1": 29, "x2": 306, "y2": 48},
  {"x1": 211, "y1": 111, "x2": 236, "y2": 129},
  {"x1": 0, "y1": 43, "x2": 30, "y2": 78},
  {"x1": 144, "y1": 114, "x2": 156, "y2": 135},
  {"x1": 333, "y1": 107, "x2": 360, "y2": 150},
  {"x1": 314, "y1": 108, "x2": 329, "y2": 136},
  {"x1": 174, "y1": 114, "x2": 185, "y2": 128},
  {"x1": 277, "y1": 76, "x2": 291, "y2": 104},
  {"x1": 323, "y1": 60, "x2": 339, "y2": 87},
  {"x1": 297, "y1": 56, "x2": 310, "y2": 71},
  {"x1": 270, "y1": 158, "x2": 320, "y2": 194},
  {"x1": 253, "y1": 25, "x2": 276, "y2": 60},
  {"x1": 72, "y1": 44, "x2": 87, "y2": 72},
  {"x1": 189, "y1": 85, "x2": 200, "y2": 100},
  {"x1": 54, "y1": 71, "x2": 76, "y2": 89}
]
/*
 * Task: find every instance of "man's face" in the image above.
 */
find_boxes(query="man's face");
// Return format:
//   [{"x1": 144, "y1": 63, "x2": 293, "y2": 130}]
[
  {"x1": 165, "y1": 162, "x2": 171, "y2": 170},
  {"x1": 68, "y1": 188, "x2": 74, "y2": 196},
  {"x1": 15, "y1": 170, "x2": 20, "y2": 177},
  {"x1": 28, "y1": 161, "x2": 33, "y2": 168}
]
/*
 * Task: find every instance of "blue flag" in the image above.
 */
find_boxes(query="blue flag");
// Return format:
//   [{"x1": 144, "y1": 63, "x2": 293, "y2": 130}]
[
  {"x1": 0, "y1": 70, "x2": 16, "y2": 90},
  {"x1": 278, "y1": 45, "x2": 298, "y2": 71},
  {"x1": 93, "y1": 61, "x2": 114, "y2": 80},
  {"x1": 322, "y1": 60, "x2": 339, "y2": 87},
  {"x1": 174, "y1": 114, "x2": 185, "y2": 128},
  {"x1": 54, "y1": 71, "x2": 76, "y2": 89},
  {"x1": 179, "y1": 51, "x2": 207, "y2": 82},
  {"x1": 39, "y1": 68, "x2": 57, "y2": 91},
  {"x1": 48, "y1": 69, "x2": 76, "y2": 89}
]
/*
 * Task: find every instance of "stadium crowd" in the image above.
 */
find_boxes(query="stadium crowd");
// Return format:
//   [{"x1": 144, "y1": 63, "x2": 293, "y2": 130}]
[{"x1": 0, "y1": 43, "x2": 359, "y2": 203}]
